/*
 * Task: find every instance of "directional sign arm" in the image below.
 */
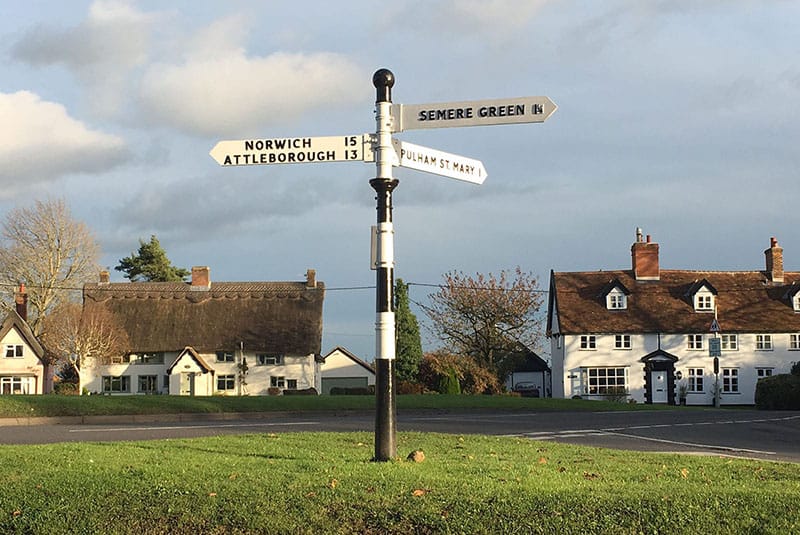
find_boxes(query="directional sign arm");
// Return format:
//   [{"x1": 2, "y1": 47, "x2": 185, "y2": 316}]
[{"x1": 209, "y1": 134, "x2": 374, "y2": 166}]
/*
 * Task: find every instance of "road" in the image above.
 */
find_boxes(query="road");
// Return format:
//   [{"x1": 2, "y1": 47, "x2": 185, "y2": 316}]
[{"x1": 2, "y1": 408, "x2": 798, "y2": 462}]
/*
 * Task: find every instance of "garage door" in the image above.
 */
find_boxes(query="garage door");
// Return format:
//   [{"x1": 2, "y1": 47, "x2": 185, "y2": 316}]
[{"x1": 321, "y1": 377, "x2": 368, "y2": 395}]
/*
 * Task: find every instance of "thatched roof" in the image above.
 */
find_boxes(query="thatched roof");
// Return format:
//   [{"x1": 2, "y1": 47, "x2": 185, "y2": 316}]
[{"x1": 83, "y1": 280, "x2": 324, "y2": 355}]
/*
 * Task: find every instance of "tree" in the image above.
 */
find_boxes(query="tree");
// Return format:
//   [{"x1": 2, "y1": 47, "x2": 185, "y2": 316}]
[
  {"x1": 0, "y1": 199, "x2": 99, "y2": 335},
  {"x1": 40, "y1": 302, "x2": 130, "y2": 394},
  {"x1": 115, "y1": 235, "x2": 190, "y2": 282},
  {"x1": 422, "y1": 267, "x2": 544, "y2": 379},
  {"x1": 394, "y1": 278, "x2": 423, "y2": 383}
]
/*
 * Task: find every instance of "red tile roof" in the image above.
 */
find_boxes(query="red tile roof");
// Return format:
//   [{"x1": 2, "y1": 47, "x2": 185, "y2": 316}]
[{"x1": 550, "y1": 269, "x2": 800, "y2": 335}]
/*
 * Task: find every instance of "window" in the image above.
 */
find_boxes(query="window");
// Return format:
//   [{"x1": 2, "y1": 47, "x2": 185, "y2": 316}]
[
  {"x1": 579, "y1": 336, "x2": 596, "y2": 350},
  {"x1": 163, "y1": 375, "x2": 170, "y2": 389},
  {"x1": 1, "y1": 376, "x2": 34, "y2": 395},
  {"x1": 217, "y1": 374, "x2": 235, "y2": 391},
  {"x1": 607, "y1": 289, "x2": 627, "y2": 310},
  {"x1": 582, "y1": 367, "x2": 628, "y2": 395},
  {"x1": 614, "y1": 335, "x2": 631, "y2": 350},
  {"x1": 756, "y1": 335, "x2": 773, "y2": 351},
  {"x1": 794, "y1": 294, "x2": 800, "y2": 312},
  {"x1": 4, "y1": 345, "x2": 23, "y2": 358},
  {"x1": 286, "y1": 379, "x2": 298, "y2": 390},
  {"x1": 270, "y1": 376, "x2": 286, "y2": 388},
  {"x1": 216, "y1": 351, "x2": 235, "y2": 363},
  {"x1": 722, "y1": 368, "x2": 739, "y2": 393},
  {"x1": 137, "y1": 353, "x2": 164, "y2": 365},
  {"x1": 791, "y1": 334, "x2": 800, "y2": 350},
  {"x1": 110, "y1": 354, "x2": 132, "y2": 364},
  {"x1": 687, "y1": 334, "x2": 703, "y2": 350},
  {"x1": 756, "y1": 368, "x2": 773, "y2": 379},
  {"x1": 688, "y1": 368, "x2": 704, "y2": 393},
  {"x1": 102, "y1": 375, "x2": 130, "y2": 393},
  {"x1": 721, "y1": 334, "x2": 738, "y2": 351},
  {"x1": 256, "y1": 354, "x2": 283, "y2": 366},
  {"x1": 138, "y1": 375, "x2": 158, "y2": 393},
  {"x1": 695, "y1": 294, "x2": 713, "y2": 310}
]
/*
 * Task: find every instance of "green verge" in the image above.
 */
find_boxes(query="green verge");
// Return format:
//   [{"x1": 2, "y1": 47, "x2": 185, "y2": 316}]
[
  {"x1": 0, "y1": 432, "x2": 797, "y2": 534},
  {"x1": 0, "y1": 394, "x2": 686, "y2": 418}
]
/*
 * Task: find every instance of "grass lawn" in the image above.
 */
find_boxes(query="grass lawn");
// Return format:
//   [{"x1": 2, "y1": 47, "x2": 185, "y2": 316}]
[
  {"x1": 1, "y1": 432, "x2": 798, "y2": 534},
  {"x1": 0, "y1": 394, "x2": 688, "y2": 419}
]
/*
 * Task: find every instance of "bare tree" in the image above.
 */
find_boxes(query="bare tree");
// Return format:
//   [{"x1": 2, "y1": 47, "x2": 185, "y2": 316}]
[
  {"x1": 421, "y1": 268, "x2": 545, "y2": 378},
  {"x1": 40, "y1": 302, "x2": 130, "y2": 393},
  {"x1": 0, "y1": 199, "x2": 100, "y2": 334}
]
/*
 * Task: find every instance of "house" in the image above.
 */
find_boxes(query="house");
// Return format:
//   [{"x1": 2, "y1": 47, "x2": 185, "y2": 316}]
[
  {"x1": 80, "y1": 267, "x2": 324, "y2": 396},
  {"x1": 0, "y1": 284, "x2": 50, "y2": 395},
  {"x1": 502, "y1": 346, "x2": 551, "y2": 397},
  {"x1": 318, "y1": 346, "x2": 375, "y2": 394},
  {"x1": 547, "y1": 230, "x2": 799, "y2": 405}
]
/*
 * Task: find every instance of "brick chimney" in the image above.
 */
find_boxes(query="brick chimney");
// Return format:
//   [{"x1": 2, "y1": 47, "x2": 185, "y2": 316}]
[
  {"x1": 765, "y1": 237, "x2": 784, "y2": 283},
  {"x1": 99, "y1": 270, "x2": 110, "y2": 284},
  {"x1": 14, "y1": 283, "x2": 27, "y2": 322},
  {"x1": 306, "y1": 269, "x2": 317, "y2": 288},
  {"x1": 191, "y1": 266, "x2": 211, "y2": 290},
  {"x1": 631, "y1": 228, "x2": 660, "y2": 281}
]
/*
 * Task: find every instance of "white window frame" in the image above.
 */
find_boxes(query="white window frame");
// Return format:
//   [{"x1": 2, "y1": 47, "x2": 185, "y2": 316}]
[
  {"x1": 102, "y1": 375, "x2": 130, "y2": 393},
  {"x1": 216, "y1": 374, "x2": 236, "y2": 391},
  {"x1": 4, "y1": 345, "x2": 23, "y2": 358},
  {"x1": 286, "y1": 379, "x2": 298, "y2": 390},
  {"x1": 722, "y1": 368, "x2": 739, "y2": 393},
  {"x1": 0, "y1": 376, "x2": 34, "y2": 395},
  {"x1": 687, "y1": 368, "x2": 704, "y2": 393},
  {"x1": 756, "y1": 368, "x2": 773, "y2": 379},
  {"x1": 720, "y1": 334, "x2": 738, "y2": 351},
  {"x1": 790, "y1": 334, "x2": 800, "y2": 350},
  {"x1": 614, "y1": 335, "x2": 632, "y2": 350},
  {"x1": 138, "y1": 375, "x2": 159, "y2": 393},
  {"x1": 216, "y1": 351, "x2": 235, "y2": 363},
  {"x1": 581, "y1": 367, "x2": 628, "y2": 395},
  {"x1": 755, "y1": 334, "x2": 773, "y2": 351},
  {"x1": 270, "y1": 376, "x2": 286, "y2": 388},
  {"x1": 607, "y1": 289, "x2": 627, "y2": 310},
  {"x1": 694, "y1": 290, "x2": 715, "y2": 312},
  {"x1": 256, "y1": 354, "x2": 283, "y2": 366},
  {"x1": 687, "y1": 334, "x2": 704, "y2": 350},
  {"x1": 579, "y1": 335, "x2": 596, "y2": 350},
  {"x1": 794, "y1": 294, "x2": 800, "y2": 312}
]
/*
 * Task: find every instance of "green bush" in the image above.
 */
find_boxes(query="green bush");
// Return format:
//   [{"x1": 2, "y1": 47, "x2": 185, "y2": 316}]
[
  {"x1": 755, "y1": 374, "x2": 800, "y2": 410},
  {"x1": 438, "y1": 369, "x2": 461, "y2": 395},
  {"x1": 282, "y1": 387, "x2": 318, "y2": 396},
  {"x1": 329, "y1": 386, "x2": 374, "y2": 396},
  {"x1": 53, "y1": 383, "x2": 79, "y2": 395}
]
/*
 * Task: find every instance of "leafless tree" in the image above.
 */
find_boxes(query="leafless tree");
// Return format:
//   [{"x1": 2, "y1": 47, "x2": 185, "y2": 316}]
[
  {"x1": 40, "y1": 302, "x2": 130, "y2": 391},
  {"x1": 421, "y1": 267, "x2": 545, "y2": 377},
  {"x1": 0, "y1": 199, "x2": 100, "y2": 334}
]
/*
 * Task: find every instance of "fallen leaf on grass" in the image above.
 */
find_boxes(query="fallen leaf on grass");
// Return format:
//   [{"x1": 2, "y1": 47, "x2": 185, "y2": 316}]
[
  {"x1": 208, "y1": 492, "x2": 217, "y2": 497},
  {"x1": 680, "y1": 468, "x2": 689, "y2": 479},
  {"x1": 412, "y1": 489, "x2": 427, "y2": 497},
  {"x1": 538, "y1": 457, "x2": 547, "y2": 464},
  {"x1": 229, "y1": 473, "x2": 238, "y2": 480},
  {"x1": 330, "y1": 479, "x2": 338, "y2": 489},
  {"x1": 13, "y1": 510, "x2": 21, "y2": 517},
  {"x1": 583, "y1": 471, "x2": 601, "y2": 480}
]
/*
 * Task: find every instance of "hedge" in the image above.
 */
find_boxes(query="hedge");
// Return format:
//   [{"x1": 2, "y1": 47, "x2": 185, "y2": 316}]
[{"x1": 755, "y1": 374, "x2": 800, "y2": 410}]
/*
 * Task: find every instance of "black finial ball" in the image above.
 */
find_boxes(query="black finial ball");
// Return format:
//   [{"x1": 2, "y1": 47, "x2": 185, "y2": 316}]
[{"x1": 373, "y1": 69, "x2": 395, "y2": 89}]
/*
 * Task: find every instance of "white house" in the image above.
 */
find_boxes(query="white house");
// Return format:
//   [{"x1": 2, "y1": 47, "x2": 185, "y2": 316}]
[
  {"x1": 80, "y1": 267, "x2": 324, "y2": 396},
  {"x1": 0, "y1": 285, "x2": 50, "y2": 395},
  {"x1": 318, "y1": 346, "x2": 375, "y2": 394},
  {"x1": 548, "y1": 231, "x2": 799, "y2": 405}
]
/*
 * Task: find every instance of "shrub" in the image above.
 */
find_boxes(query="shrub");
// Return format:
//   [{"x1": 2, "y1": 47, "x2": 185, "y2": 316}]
[
  {"x1": 419, "y1": 350, "x2": 501, "y2": 395},
  {"x1": 755, "y1": 374, "x2": 800, "y2": 410},
  {"x1": 603, "y1": 387, "x2": 628, "y2": 403},
  {"x1": 282, "y1": 387, "x2": 318, "y2": 396},
  {"x1": 329, "y1": 386, "x2": 374, "y2": 396},
  {"x1": 438, "y1": 369, "x2": 461, "y2": 395},
  {"x1": 53, "y1": 382, "x2": 79, "y2": 395},
  {"x1": 791, "y1": 362, "x2": 800, "y2": 376},
  {"x1": 397, "y1": 381, "x2": 425, "y2": 395}
]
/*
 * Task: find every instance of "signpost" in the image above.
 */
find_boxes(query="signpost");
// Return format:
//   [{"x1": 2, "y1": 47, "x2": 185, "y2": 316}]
[
  {"x1": 391, "y1": 139, "x2": 487, "y2": 184},
  {"x1": 710, "y1": 316, "x2": 721, "y2": 408},
  {"x1": 210, "y1": 68, "x2": 556, "y2": 461},
  {"x1": 209, "y1": 134, "x2": 374, "y2": 166}
]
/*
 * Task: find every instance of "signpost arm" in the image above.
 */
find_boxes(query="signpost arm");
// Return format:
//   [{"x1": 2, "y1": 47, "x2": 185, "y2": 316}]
[{"x1": 371, "y1": 69, "x2": 398, "y2": 461}]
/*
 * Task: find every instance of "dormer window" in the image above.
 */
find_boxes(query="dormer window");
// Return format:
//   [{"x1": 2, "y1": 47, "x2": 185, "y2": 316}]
[
  {"x1": 687, "y1": 279, "x2": 717, "y2": 313},
  {"x1": 793, "y1": 293, "x2": 800, "y2": 312},
  {"x1": 601, "y1": 279, "x2": 630, "y2": 310},
  {"x1": 607, "y1": 289, "x2": 627, "y2": 310}
]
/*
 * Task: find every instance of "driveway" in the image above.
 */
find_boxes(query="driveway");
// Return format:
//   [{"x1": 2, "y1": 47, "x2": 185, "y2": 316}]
[{"x1": 2, "y1": 408, "x2": 798, "y2": 462}]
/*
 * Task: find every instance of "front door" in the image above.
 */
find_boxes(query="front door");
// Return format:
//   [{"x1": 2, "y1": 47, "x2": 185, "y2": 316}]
[
  {"x1": 651, "y1": 371, "x2": 667, "y2": 403},
  {"x1": 180, "y1": 373, "x2": 195, "y2": 396}
]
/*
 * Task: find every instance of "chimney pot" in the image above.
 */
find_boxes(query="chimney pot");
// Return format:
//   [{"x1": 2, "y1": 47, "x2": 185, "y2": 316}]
[
  {"x1": 99, "y1": 270, "x2": 110, "y2": 284},
  {"x1": 306, "y1": 269, "x2": 317, "y2": 288}
]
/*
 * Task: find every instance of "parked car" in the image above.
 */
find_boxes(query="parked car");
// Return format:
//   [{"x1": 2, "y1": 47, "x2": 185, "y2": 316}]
[{"x1": 512, "y1": 382, "x2": 540, "y2": 397}]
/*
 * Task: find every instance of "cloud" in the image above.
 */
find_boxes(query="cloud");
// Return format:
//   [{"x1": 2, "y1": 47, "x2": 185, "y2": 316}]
[
  {"x1": 139, "y1": 48, "x2": 368, "y2": 137},
  {"x1": 0, "y1": 91, "x2": 128, "y2": 193},
  {"x1": 11, "y1": 0, "x2": 160, "y2": 117}
]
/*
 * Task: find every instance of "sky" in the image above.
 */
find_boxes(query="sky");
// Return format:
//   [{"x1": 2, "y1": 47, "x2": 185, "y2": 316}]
[{"x1": 1, "y1": 1, "x2": 799, "y2": 362}]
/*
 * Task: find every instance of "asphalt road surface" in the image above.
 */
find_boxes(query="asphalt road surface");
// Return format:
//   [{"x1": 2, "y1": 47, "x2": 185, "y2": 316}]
[{"x1": 2, "y1": 408, "x2": 798, "y2": 462}]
